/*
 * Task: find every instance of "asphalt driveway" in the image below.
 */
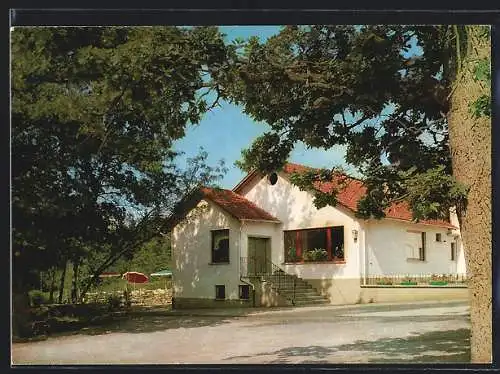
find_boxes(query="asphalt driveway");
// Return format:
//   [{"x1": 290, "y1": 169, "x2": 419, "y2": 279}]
[{"x1": 12, "y1": 300, "x2": 470, "y2": 365}]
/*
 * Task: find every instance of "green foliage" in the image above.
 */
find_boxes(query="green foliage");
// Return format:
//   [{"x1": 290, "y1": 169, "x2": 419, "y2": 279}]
[
  {"x1": 222, "y1": 25, "x2": 485, "y2": 220},
  {"x1": 303, "y1": 248, "x2": 328, "y2": 262},
  {"x1": 469, "y1": 57, "x2": 491, "y2": 118},
  {"x1": 125, "y1": 236, "x2": 171, "y2": 275},
  {"x1": 28, "y1": 290, "x2": 49, "y2": 307},
  {"x1": 11, "y1": 27, "x2": 230, "y2": 295},
  {"x1": 473, "y1": 58, "x2": 491, "y2": 82},
  {"x1": 287, "y1": 247, "x2": 298, "y2": 262},
  {"x1": 106, "y1": 294, "x2": 123, "y2": 311},
  {"x1": 470, "y1": 94, "x2": 491, "y2": 118}
]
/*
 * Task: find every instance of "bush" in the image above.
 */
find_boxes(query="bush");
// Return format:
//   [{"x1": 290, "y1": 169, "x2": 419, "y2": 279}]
[
  {"x1": 106, "y1": 294, "x2": 123, "y2": 311},
  {"x1": 29, "y1": 290, "x2": 48, "y2": 307}
]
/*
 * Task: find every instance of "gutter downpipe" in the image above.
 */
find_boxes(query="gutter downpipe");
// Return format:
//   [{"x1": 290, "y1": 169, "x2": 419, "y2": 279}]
[
  {"x1": 356, "y1": 221, "x2": 366, "y2": 287},
  {"x1": 362, "y1": 222, "x2": 368, "y2": 286},
  {"x1": 239, "y1": 220, "x2": 256, "y2": 307}
]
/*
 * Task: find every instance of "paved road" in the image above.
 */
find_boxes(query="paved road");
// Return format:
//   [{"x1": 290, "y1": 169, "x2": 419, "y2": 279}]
[{"x1": 12, "y1": 300, "x2": 470, "y2": 365}]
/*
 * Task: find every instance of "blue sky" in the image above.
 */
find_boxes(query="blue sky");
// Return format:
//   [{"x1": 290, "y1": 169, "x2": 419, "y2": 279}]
[{"x1": 172, "y1": 26, "x2": 420, "y2": 189}]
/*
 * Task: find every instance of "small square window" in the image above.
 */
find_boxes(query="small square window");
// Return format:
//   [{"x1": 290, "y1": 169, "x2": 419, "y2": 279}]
[
  {"x1": 436, "y1": 233, "x2": 442, "y2": 242},
  {"x1": 239, "y1": 285, "x2": 250, "y2": 300},
  {"x1": 215, "y1": 285, "x2": 225, "y2": 300}
]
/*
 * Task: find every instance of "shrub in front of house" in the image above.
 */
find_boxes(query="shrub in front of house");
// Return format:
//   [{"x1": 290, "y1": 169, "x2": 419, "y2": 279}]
[
  {"x1": 376, "y1": 277, "x2": 394, "y2": 286},
  {"x1": 29, "y1": 290, "x2": 49, "y2": 307},
  {"x1": 400, "y1": 276, "x2": 418, "y2": 286},
  {"x1": 429, "y1": 273, "x2": 449, "y2": 286}
]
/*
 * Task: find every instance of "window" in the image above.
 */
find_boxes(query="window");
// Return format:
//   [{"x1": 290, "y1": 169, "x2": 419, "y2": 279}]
[
  {"x1": 451, "y1": 242, "x2": 456, "y2": 261},
  {"x1": 239, "y1": 285, "x2": 250, "y2": 300},
  {"x1": 215, "y1": 285, "x2": 225, "y2": 300},
  {"x1": 436, "y1": 233, "x2": 442, "y2": 242},
  {"x1": 406, "y1": 230, "x2": 426, "y2": 261},
  {"x1": 267, "y1": 172, "x2": 278, "y2": 185},
  {"x1": 284, "y1": 226, "x2": 344, "y2": 262},
  {"x1": 419, "y1": 232, "x2": 426, "y2": 261},
  {"x1": 212, "y1": 229, "x2": 229, "y2": 263}
]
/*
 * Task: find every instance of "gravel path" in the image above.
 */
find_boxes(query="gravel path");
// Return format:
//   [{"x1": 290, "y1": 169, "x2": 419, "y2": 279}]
[{"x1": 12, "y1": 300, "x2": 470, "y2": 365}]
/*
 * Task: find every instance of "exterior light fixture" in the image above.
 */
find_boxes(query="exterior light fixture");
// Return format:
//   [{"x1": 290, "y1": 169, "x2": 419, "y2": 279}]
[{"x1": 352, "y1": 229, "x2": 358, "y2": 242}]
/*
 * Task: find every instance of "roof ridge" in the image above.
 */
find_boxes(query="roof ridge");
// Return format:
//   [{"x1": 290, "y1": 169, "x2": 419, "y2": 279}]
[
  {"x1": 200, "y1": 186, "x2": 280, "y2": 222},
  {"x1": 283, "y1": 162, "x2": 364, "y2": 183}
]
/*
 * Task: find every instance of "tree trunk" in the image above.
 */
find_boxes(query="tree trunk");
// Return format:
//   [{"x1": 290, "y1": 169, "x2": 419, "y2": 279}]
[
  {"x1": 71, "y1": 261, "x2": 79, "y2": 304},
  {"x1": 58, "y1": 261, "x2": 67, "y2": 304},
  {"x1": 48, "y1": 267, "x2": 56, "y2": 304},
  {"x1": 447, "y1": 25, "x2": 491, "y2": 363},
  {"x1": 12, "y1": 273, "x2": 32, "y2": 338}
]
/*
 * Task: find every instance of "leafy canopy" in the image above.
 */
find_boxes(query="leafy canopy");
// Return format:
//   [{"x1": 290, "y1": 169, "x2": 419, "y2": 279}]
[
  {"x1": 223, "y1": 25, "x2": 475, "y2": 220},
  {"x1": 11, "y1": 26, "x2": 231, "y2": 290}
]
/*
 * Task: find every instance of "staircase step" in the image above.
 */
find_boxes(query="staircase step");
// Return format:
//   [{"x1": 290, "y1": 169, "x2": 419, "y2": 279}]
[
  {"x1": 293, "y1": 299, "x2": 331, "y2": 306},
  {"x1": 277, "y1": 288, "x2": 321, "y2": 295},
  {"x1": 253, "y1": 268, "x2": 331, "y2": 306}
]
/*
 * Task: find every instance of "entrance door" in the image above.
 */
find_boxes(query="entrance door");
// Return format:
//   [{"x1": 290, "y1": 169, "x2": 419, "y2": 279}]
[{"x1": 248, "y1": 237, "x2": 271, "y2": 275}]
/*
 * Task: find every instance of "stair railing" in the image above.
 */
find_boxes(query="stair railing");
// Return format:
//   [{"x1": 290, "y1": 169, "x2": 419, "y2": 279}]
[{"x1": 240, "y1": 256, "x2": 296, "y2": 305}]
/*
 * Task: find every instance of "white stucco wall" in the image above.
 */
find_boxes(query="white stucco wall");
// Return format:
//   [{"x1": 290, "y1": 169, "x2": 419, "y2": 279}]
[
  {"x1": 239, "y1": 172, "x2": 466, "y2": 279},
  {"x1": 365, "y1": 219, "x2": 466, "y2": 277},
  {"x1": 240, "y1": 221, "x2": 282, "y2": 265},
  {"x1": 171, "y1": 200, "x2": 242, "y2": 300},
  {"x1": 241, "y1": 172, "x2": 361, "y2": 280}
]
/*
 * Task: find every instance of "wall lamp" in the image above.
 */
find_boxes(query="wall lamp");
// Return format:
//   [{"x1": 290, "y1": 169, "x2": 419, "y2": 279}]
[{"x1": 352, "y1": 229, "x2": 358, "y2": 243}]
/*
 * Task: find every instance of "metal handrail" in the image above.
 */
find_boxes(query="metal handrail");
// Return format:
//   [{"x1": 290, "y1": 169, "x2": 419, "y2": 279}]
[{"x1": 240, "y1": 256, "x2": 296, "y2": 305}]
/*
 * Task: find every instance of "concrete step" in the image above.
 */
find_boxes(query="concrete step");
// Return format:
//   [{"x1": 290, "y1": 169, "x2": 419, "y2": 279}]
[
  {"x1": 261, "y1": 272, "x2": 330, "y2": 306},
  {"x1": 278, "y1": 289, "x2": 322, "y2": 297},
  {"x1": 293, "y1": 298, "x2": 331, "y2": 306},
  {"x1": 266, "y1": 283, "x2": 313, "y2": 291},
  {"x1": 291, "y1": 293, "x2": 329, "y2": 301}
]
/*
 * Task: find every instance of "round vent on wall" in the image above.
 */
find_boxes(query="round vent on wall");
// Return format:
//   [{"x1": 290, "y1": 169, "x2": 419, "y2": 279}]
[{"x1": 267, "y1": 172, "x2": 278, "y2": 185}]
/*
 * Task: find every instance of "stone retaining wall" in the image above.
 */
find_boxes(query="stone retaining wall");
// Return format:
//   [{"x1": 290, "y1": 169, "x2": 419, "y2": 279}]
[{"x1": 85, "y1": 288, "x2": 172, "y2": 306}]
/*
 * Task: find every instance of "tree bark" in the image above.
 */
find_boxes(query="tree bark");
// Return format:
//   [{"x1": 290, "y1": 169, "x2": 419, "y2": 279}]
[
  {"x1": 71, "y1": 261, "x2": 79, "y2": 304},
  {"x1": 48, "y1": 267, "x2": 56, "y2": 304},
  {"x1": 447, "y1": 25, "x2": 491, "y2": 363},
  {"x1": 58, "y1": 261, "x2": 67, "y2": 304}
]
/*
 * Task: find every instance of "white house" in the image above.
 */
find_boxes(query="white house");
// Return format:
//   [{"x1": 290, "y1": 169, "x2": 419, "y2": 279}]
[{"x1": 170, "y1": 162, "x2": 468, "y2": 309}]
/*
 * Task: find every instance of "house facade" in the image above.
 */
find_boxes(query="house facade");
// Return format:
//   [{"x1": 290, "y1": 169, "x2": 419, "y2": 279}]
[{"x1": 171, "y1": 163, "x2": 468, "y2": 309}]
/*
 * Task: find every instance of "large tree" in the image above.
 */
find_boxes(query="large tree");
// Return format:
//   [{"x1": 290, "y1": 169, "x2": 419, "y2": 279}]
[
  {"x1": 222, "y1": 25, "x2": 491, "y2": 362},
  {"x1": 11, "y1": 26, "x2": 231, "y2": 333}
]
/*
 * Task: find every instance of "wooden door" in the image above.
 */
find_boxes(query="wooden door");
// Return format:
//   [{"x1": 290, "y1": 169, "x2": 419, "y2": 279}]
[{"x1": 248, "y1": 237, "x2": 270, "y2": 275}]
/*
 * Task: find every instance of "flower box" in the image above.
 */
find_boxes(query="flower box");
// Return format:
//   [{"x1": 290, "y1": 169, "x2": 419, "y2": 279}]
[
  {"x1": 429, "y1": 281, "x2": 448, "y2": 286},
  {"x1": 400, "y1": 281, "x2": 418, "y2": 286}
]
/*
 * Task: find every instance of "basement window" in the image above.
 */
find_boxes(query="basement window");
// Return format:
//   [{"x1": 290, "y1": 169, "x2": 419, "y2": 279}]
[
  {"x1": 239, "y1": 285, "x2": 250, "y2": 300},
  {"x1": 215, "y1": 285, "x2": 225, "y2": 300}
]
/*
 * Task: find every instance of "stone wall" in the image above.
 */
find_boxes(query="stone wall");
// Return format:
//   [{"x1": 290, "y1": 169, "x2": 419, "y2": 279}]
[
  {"x1": 85, "y1": 288, "x2": 172, "y2": 306},
  {"x1": 129, "y1": 288, "x2": 172, "y2": 306}
]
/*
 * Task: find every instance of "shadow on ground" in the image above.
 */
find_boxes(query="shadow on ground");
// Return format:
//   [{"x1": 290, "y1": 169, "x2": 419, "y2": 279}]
[
  {"x1": 224, "y1": 328, "x2": 471, "y2": 364},
  {"x1": 45, "y1": 308, "x2": 257, "y2": 339},
  {"x1": 50, "y1": 315, "x2": 230, "y2": 337}
]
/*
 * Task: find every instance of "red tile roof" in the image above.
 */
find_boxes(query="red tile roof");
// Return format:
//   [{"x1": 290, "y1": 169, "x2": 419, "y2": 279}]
[
  {"x1": 201, "y1": 187, "x2": 280, "y2": 222},
  {"x1": 282, "y1": 162, "x2": 456, "y2": 228}
]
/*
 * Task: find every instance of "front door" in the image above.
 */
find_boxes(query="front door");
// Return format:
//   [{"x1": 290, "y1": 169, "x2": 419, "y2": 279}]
[{"x1": 248, "y1": 237, "x2": 271, "y2": 275}]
